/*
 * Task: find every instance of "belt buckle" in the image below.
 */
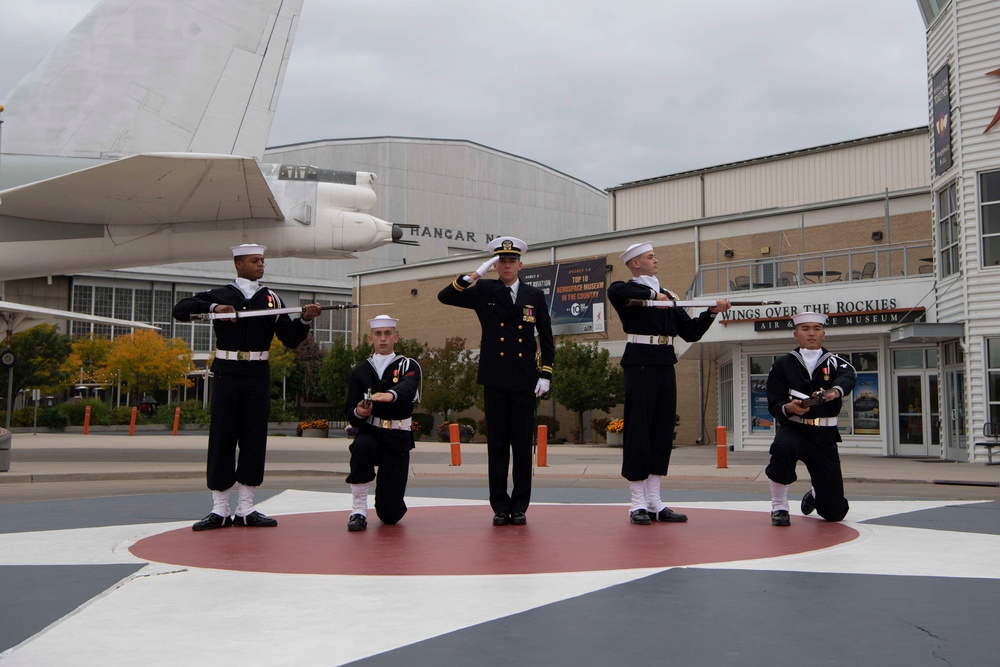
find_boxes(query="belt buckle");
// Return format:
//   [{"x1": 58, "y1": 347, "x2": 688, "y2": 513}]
[
  {"x1": 657, "y1": 335, "x2": 669, "y2": 345},
  {"x1": 379, "y1": 419, "x2": 392, "y2": 429},
  {"x1": 237, "y1": 351, "x2": 250, "y2": 361}
]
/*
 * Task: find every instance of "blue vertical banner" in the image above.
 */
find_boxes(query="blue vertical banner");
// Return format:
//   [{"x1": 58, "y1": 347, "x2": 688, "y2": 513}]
[
  {"x1": 750, "y1": 377, "x2": 773, "y2": 431},
  {"x1": 521, "y1": 257, "x2": 606, "y2": 335}
]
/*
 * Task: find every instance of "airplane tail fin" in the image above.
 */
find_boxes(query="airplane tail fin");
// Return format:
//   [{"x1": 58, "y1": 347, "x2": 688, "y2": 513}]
[{"x1": 1, "y1": 0, "x2": 303, "y2": 161}]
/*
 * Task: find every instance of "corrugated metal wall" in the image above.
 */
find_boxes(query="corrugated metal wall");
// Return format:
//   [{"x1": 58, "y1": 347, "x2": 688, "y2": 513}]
[{"x1": 612, "y1": 132, "x2": 929, "y2": 230}]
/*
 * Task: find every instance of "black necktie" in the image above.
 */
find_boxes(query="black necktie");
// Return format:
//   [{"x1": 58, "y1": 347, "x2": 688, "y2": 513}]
[{"x1": 508, "y1": 286, "x2": 515, "y2": 303}]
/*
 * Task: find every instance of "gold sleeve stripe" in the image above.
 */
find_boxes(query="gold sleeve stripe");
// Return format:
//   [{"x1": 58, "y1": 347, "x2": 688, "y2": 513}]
[
  {"x1": 540, "y1": 366, "x2": 553, "y2": 372},
  {"x1": 451, "y1": 279, "x2": 466, "y2": 291}
]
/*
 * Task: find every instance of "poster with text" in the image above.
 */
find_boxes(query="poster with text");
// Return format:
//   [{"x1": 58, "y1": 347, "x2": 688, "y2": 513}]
[{"x1": 852, "y1": 373, "x2": 880, "y2": 435}]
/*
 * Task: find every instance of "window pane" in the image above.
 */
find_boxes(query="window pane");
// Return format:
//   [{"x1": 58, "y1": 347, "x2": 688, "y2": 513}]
[
  {"x1": 983, "y1": 204, "x2": 1000, "y2": 235},
  {"x1": 892, "y1": 350, "x2": 924, "y2": 368},
  {"x1": 851, "y1": 352, "x2": 878, "y2": 371},
  {"x1": 981, "y1": 171, "x2": 1000, "y2": 202},
  {"x1": 989, "y1": 373, "x2": 1000, "y2": 402},
  {"x1": 749, "y1": 356, "x2": 772, "y2": 374},
  {"x1": 989, "y1": 339, "x2": 1000, "y2": 368},
  {"x1": 984, "y1": 237, "x2": 1000, "y2": 267}
]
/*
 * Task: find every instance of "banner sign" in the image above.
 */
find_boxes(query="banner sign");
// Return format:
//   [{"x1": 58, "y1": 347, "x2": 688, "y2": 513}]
[
  {"x1": 932, "y1": 65, "x2": 952, "y2": 175},
  {"x1": 752, "y1": 308, "x2": 924, "y2": 332},
  {"x1": 521, "y1": 257, "x2": 607, "y2": 335}
]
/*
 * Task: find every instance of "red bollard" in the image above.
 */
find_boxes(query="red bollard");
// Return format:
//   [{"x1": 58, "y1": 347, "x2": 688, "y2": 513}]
[
  {"x1": 716, "y1": 425, "x2": 728, "y2": 469},
  {"x1": 83, "y1": 406, "x2": 91, "y2": 435},
  {"x1": 537, "y1": 425, "x2": 548, "y2": 467},
  {"x1": 129, "y1": 406, "x2": 138, "y2": 436},
  {"x1": 449, "y1": 422, "x2": 461, "y2": 466},
  {"x1": 172, "y1": 407, "x2": 181, "y2": 435}
]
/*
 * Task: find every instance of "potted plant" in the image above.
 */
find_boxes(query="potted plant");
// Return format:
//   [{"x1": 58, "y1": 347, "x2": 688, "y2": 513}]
[
  {"x1": 606, "y1": 418, "x2": 624, "y2": 446},
  {"x1": 437, "y1": 421, "x2": 474, "y2": 443},
  {"x1": 298, "y1": 418, "x2": 329, "y2": 438}
]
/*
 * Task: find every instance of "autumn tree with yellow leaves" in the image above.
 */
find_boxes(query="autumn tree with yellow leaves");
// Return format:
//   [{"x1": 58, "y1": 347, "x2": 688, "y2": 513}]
[{"x1": 106, "y1": 331, "x2": 193, "y2": 404}]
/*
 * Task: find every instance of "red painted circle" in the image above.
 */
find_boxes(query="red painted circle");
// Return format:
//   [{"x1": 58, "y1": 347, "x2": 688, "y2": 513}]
[{"x1": 129, "y1": 505, "x2": 858, "y2": 576}]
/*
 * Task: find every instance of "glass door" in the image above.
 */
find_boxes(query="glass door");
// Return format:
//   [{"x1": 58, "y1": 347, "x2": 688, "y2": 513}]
[
  {"x1": 892, "y1": 349, "x2": 940, "y2": 457},
  {"x1": 894, "y1": 372, "x2": 940, "y2": 457},
  {"x1": 945, "y1": 369, "x2": 966, "y2": 461}
]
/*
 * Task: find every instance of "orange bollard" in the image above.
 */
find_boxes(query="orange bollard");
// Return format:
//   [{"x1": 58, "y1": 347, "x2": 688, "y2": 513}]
[
  {"x1": 716, "y1": 425, "x2": 728, "y2": 469},
  {"x1": 129, "y1": 406, "x2": 138, "y2": 436},
  {"x1": 83, "y1": 406, "x2": 91, "y2": 435},
  {"x1": 449, "y1": 422, "x2": 461, "y2": 466},
  {"x1": 172, "y1": 407, "x2": 181, "y2": 435},
  {"x1": 537, "y1": 425, "x2": 548, "y2": 467}
]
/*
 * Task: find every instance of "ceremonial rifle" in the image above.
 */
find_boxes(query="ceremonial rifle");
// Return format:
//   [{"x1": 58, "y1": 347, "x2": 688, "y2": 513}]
[
  {"x1": 189, "y1": 303, "x2": 393, "y2": 321},
  {"x1": 625, "y1": 299, "x2": 781, "y2": 308}
]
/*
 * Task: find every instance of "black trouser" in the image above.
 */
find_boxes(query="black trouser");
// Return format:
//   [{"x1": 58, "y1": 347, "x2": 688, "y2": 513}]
[
  {"x1": 621, "y1": 363, "x2": 676, "y2": 481},
  {"x1": 345, "y1": 428, "x2": 411, "y2": 525},
  {"x1": 765, "y1": 423, "x2": 849, "y2": 522},
  {"x1": 483, "y1": 386, "x2": 535, "y2": 515},
  {"x1": 206, "y1": 371, "x2": 270, "y2": 490}
]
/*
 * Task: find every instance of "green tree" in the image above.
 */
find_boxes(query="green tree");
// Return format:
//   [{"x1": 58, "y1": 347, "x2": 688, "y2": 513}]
[
  {"x1": 4, "y1": 324, "x2": 72, "y2": 404},
  {"x1": 551, "y1": 338, "x2": 624, "y2": 442},
  {"x1": 287, "y1": 337, "x2": 325, "y2": 406},
  {"x1": 420, "y1": 337, "x2": 479, "y2": 421}
]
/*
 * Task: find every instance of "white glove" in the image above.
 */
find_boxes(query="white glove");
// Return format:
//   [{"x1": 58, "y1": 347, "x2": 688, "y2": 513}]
[
  {"x1": 534, "y1": 378, "x2": 550, "y2": 397},
  {"x1": 475, "y1": 256, "x2": 499, "y2": 277}
]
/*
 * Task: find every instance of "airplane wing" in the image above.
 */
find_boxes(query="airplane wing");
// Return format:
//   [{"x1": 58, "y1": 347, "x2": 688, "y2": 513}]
[
  {"x1": 1, "y1": 0, "x2": 303, "y2": 161},
  {"x1": 0, "y1": 154, "x2": 282, "y2": 226},
  {"x1": 0, "y1": 300, "x2": 160, "y2": 337}
]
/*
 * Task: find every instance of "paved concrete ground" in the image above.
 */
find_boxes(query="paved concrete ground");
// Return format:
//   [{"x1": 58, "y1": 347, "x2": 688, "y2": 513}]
[{"x1": 2, "y1": 432, "x2": 999, "y2": 666}]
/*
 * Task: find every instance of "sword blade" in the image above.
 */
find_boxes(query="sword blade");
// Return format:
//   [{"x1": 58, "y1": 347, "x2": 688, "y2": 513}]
[{"x1": 189, "y1": 302, "x2": 394, "y2": 321}]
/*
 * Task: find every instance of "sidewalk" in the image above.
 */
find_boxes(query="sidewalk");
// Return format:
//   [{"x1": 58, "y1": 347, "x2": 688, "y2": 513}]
[{"x1": 1, "y1": 432, "x2": 998, "y2": 487}]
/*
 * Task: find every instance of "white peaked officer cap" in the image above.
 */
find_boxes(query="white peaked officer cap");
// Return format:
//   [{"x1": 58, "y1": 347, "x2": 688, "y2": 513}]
[
  {"x1": 488, "y1": 236, "x2": 527, "y2": 257},
  {"x1": 792, "y1": 311, "x2": 827, "y2": 326},
  {"x1": 368, "y1": 314, "x2": 399, "y2": 329},
  {"x1": 231, "y1": 243, "x2": 267, "y2": 257},
  {"x1": 620, "y1": 242, "x2": 653, "y2": 264}
]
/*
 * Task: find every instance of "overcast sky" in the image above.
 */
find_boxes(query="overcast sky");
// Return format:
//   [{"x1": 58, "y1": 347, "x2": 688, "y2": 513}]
[{"x1": 0, "y1": 1, "x2": 929, "y2": 190}]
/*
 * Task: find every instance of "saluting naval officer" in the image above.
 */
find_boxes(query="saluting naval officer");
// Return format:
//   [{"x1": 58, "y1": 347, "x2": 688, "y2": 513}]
[
  {"x1": 765, "y1": 311, "x2": 856, "y2": 526},
  {"x1": 438, "y1": 236, "x2": 554, "y2": 527},
  {"x1": 173, "y1": 244, "x2": 321, "y2": 531},
  {"x1": 608, "y1": 242, "x2": 731, "y2": 525},
  {"x1": 344, "y1": 314, "x2": 422, "y2": 532}
]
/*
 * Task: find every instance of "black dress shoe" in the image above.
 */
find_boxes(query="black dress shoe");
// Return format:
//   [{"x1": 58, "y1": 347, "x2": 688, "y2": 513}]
[
  {"x1": 510, "y1": 511, "x2": 527, "y2": 525},
  {"x1": 192, "y1": 513, "x2": 232, "y2": 531},
  {"x1": 801, "y1": 490, "x2": 816, "y2": 516},
  {"x1": 347, "y1": 513, "x2": 368, "y2": 532},
  {"x1": 771, "y1": 510, "x2": 791, "y2": 526},
  {"x1": 492, "y1": 512, "x2": 510, "y2": 526},
  {"x1": 629, "y1": 509, "x2": 652, "y2": 525},
  {"x1": 233, "y1": 510, "x2": 277, "y2": 527},
  {"x1": 649, "y1": 508, "x2": 688, "y2": 523}
]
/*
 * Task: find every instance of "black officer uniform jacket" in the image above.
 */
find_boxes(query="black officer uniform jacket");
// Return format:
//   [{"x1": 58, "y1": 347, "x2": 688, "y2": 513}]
[
  {"x1": 607, "y1": 280, "x2": 717, "y2": 365},
  {"x1": 172, "y1": 284, "x2": 311, "y2": 376},
  {"x1": 345, "y1": 354, "x2": 422, "y2": 450},
  {"x1": 438, "y1": 276, "x2": 554, "y2": 392},
  {"x1": 766, "y1": 348, "x2": 856, "y2": 443}
]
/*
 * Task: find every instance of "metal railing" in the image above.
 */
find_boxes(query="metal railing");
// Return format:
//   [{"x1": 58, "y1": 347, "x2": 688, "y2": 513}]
[{"x1": 694, "y1": 241, "x2": 934, "y2": 296}]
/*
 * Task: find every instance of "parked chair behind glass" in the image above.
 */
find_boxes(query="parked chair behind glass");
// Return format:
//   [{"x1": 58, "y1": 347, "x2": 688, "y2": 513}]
[{"x1": 860, "y1": 262, "x2": 876, "y2": 280}]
